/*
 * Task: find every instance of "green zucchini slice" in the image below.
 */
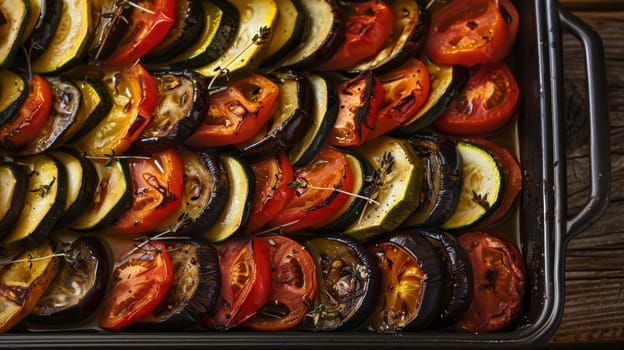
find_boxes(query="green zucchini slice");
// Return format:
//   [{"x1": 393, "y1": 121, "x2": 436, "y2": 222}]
[
  {"x1": 260, "y1": 0, "x2": 307, "y2": 68},
  {"x1": 64, "y1": 79, "x2": 113, "y2": 144},
  {"x1": 0, "y1": 0, "x2": 29, "y2": 68},
  {"x1": 0, "y1": 162, "x2": 28, "y2": 239},
  {"x1": 0, "y1": 70, "x2": 28, "y2": 125}
]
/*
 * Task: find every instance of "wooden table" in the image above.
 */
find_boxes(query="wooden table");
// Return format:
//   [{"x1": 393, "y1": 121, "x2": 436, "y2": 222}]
[{"x1": 549, "y1": 3, "x2": 624, "y2": 346}]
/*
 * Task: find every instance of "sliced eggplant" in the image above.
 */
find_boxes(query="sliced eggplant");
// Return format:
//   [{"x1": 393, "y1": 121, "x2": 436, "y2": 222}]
[
  {"x1": 403, "y1": 133, "x2": 462, "y2": 227},
  {"x1": 49, "y1": 148, "x2": 98, "y2": 229},
  {"x1": 0, "y1": 70, "x2": 28, "y2": 125},
  {"x1": 419, "y1": 229, "x2": 472, "y2": 327},
  {"x1": 24, "y1": 0, "x2": 63, "y2": 61},
  {"x1": 442, "y1": 141, "x2": 502, "y2": 230},
  {"x1": 165, "y1": 0, "x2": 239, "y2": 70},
  {"x1": 0, "y1": 241, "x2": 59, "y2": 332},
  {"x1": 203, "y1": 152, "x2": 254, "y2": 242},
  {"x1": 240, "y1": 72, "x2": 311, "y2": 161},
  {"x1": 133, "y1": 71, "x2": 208, "y2": 152},
  {"x1": 88, "y1": 0, "x2": 133, "y2": 63},
  {"x1": 70, "y1": 158, "x2": 131, "y2": 231},
  {"x1": 395, "y1": 60, "x2": 469, "y2": 137},
  {"x1": 143, "y1": 0, "x2": 206, "y2": 63},
  {"x1": 0, "y1": 0, "x2": 29, "y2": 68},
  {"x1": 260, "y1": 0, "x2": 307, "y2": 68},
  {"x1": 156, "y1": 148, "x2": 229, "y2": 237},
  {"x1": 344, "y1": 136, "x2": 423, "y2": 242},
  {"x1": 288, "y1": 74, "x2": 338, "y2": 167},
  {"x1": 2, "y1": 154, "x2": 67, "y2": 246},
  {"x1": 367, "y1": 230, "x2": 445, "y2": 332},
  {"x1": 29, "y1": 236, "x2": 109, "y2": 323},
  {"x1": 0, "y1": 162, "x2": 28, "y2": 238},
  {"x1": 195, "y1": 0, "x2": 278, "y2": 80},
  {"x1": 32, "y1": 0, "x2": 92, "y2": 73},
  {"x1": 130, "y1": 240, "x2": 220, "y2": 330},
  {"x1": 18, "y1": 78, "x2": 82, "y2": 155},
  {"x1": 63, "y1": 79, "x2": 113, "y2": 144},
  {"x1": 303, "y1": 235, "x2": 380, "y2": 331},
  {"x1": 279, "y1": 0, "x2": 345, "y2": 70},
  {"x1": 348, "y1": 0, "x2": 425, "y2": 75}
]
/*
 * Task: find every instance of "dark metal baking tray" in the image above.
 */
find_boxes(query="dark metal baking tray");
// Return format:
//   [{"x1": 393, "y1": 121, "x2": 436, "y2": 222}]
[{"x1": 0, "y1": 0, "x2": 610, "y2": 348}]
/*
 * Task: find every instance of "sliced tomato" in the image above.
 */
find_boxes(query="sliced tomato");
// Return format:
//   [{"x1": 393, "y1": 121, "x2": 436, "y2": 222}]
[
  {"x1": 319, "y1": 0, "x2": 395, "y2": 71},
  {"x1": 269, "y1": 146, "x2": 354, "y2": 232},
  {"x1": 77, "y1": 63, "x2": 158, "y2": 156},
  {"x1": 426, "y1": 0, "x2": 519, "y2": 67},
  {"x1": 369, "y1": 58, "x2": 431, "y2": 139},
  {"x1": 0, "y1": 75, "x2": 53, "y2": 149},
  {"x1": 244, "y1": 154, "x2": 296, "y2": 235},
  {"x1": 110, "y1": 148, "x2": 184, "y2": 235},
  {"x1": 99, "y1": 241, "x2": 173, "y2": 331},
  {"x1": 186, "y1": 74, "x2": 280, "y2": 148},
  {"x1": 244, "y1": 235, "x2": 317, "y2": 331},
  {"x1": 465, "y1": 137, "x2": 522, "y2": 229},
  {"x1": 328, "y1": 71, "x2": 384, "y2": 147},
  {"x1": 432, "y1": 62, "x2": 519, "y2": 136},
  {"x1": 103, "y1": 0, "x2": 176, "y2": 67},
  {"x1": 203, "y1": 237, "x2": 272, "y2": 330}
]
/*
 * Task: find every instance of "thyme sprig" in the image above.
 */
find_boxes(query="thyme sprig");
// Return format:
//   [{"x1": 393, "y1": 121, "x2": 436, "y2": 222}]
[
  {"x1": 120, "y1": 212, "x2": 192, "y2": 261},
  {"x1": 358, "y1": 151, "x2": 395, "y2": 224},
  {"x1": 0, "y1": 244, "x2": 79, "y2": 269},
  {"x1": 471, "y1": 190, "x2": 491, "y2": 211},
  {"x1": 288, "y1": 178, "x2": 380, "y2": 206},
  {"x1": 29, "y1": 177, "x2": 56, "y2": 198},
  {"x1": 253, "y1": 219, "x2": 302, "y2": 236},
  {"x1": 84, "y1": 151, "x2": 152, "y2": 167}
]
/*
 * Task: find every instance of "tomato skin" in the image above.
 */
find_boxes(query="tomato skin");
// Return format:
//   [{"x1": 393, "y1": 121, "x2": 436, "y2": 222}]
[
  {"x1": 203, "y1": 237, "x2": 272, "y2": 330},
  {"x1": 319, "y1": 0, "x2": 395, "y2": 71},
  {"x1": 269, "y1": 147, "x2": 355, "y2": 232},
  {"x1": 99, "y1": 241, "x2": 173, "y2": 331},
  {"x1": 369, "y1": 58, "x2": 431, "y2": 139},
  {"x1": 426, "y1": 0, "x2": 519, "y2": 67},
  {"x1": 244, "y1": 235, "x2": 317, "y2": 331},
  {"x1": 455, "y1": 231, "x2": 526, "y2": 332},
  {"x1": 0, "y1": 75, "x2": 53, "y2": 149},
  {"x1": 186, "y1": 74, "x2": 280, "y2": 148},
  {"x1": 110, "y1": 148, "x2": 185, "y2": 235},
  {"x1": 103, "y1": 0, "x2": 177, "y2": 68},
  {"x1": 432, "y1": 62, "x2": 519, "y2": 136},
  {"x1": 244, "y1": 154, "x2": 296, "y2": 235}
]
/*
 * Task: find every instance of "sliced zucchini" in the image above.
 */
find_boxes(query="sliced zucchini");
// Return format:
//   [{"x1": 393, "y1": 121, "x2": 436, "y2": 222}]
[
  {"x1": 0, "y1": 241, "x2": 59, "y2": 333},
  {"x1": 3, "y1": 154, "x2": 67, "y2": 246},
  {"x1": 260, "y1": 0, "x2": 307, "y2": 68},
  {"x1": 24, "y1": 0, "x2": 64, "y2": 60},
  {"x1": 156, "y1": 148, "x2": 229, "y2": 238},
  {"x1": 63, "y1": 79, "x2": 113, "y2": 144},
  {"x1": 32, "y1": 0, "x2": 92, "y2": 73},
  {"x1": 70, "y1": 158, "x2": 131, "y2": 231},
  {"x1": 0, "y1": 70, "x2": 28, "y2": 125},
  {"x1": 279, "y1": 0, "x2": 344, "y2": 70},
  {"x1": 442, "y1": 141, "x2": 502, "y2": 230},
  {"x1": 0, "y1": 0, "x2": 29, "y2": 68},
  {"x1": 0, "y1": 162, "x2": 28, "y2": 239},
  {"x1": 241, "y1": 72, "x2": 311, "y2": 161},
  {"x1": 344, "y1": 137, "x2": 423, "y2": 242},
  {"x1": 288, "y1": 74, "x2": 338, "y2": 167},
  {"x1": 50, "y1": 149, "x2": 98, "y2": 230},
  {"x1": 195, "y1": 0, "x2": 278, "y2": 80},
  {"x1": 88, "y1": 0, "x2": 133, "y2": 63},
  {"x1": 395, "y1": 60, "x2": 469, "y2": 137},
  {"x1": 203, "y1": 153, "x2": 254, "y2": 243},
  {"x1": 166, "y1": 0, "x2": 239, "y2": 70},
  {"x1": 19, "y1": 77, "x2": 82, "y2": 155}
]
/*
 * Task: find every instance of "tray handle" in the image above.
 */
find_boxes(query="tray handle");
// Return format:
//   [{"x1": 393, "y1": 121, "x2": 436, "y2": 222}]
[{"x1": 558, "y1": 8, "x2": 611, "y2": 242}]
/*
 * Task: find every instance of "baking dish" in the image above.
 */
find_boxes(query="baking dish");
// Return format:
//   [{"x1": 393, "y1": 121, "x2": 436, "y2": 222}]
[{"x1": 0, "y1": 0, "x2": 610, "y2": 348}]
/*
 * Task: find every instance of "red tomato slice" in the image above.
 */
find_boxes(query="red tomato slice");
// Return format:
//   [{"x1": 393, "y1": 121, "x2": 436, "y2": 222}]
[
  {"x1": 328, "y1": 71, "x2": 384, "y2": 147},
  {"x1": 99, "y1": 241, "x2": 173, "y2": 331},
  {"x1": 110, "y1": 148, "x2": 184, "y2": 235},
  {"x1": 465, "y1": 137, "x2": 522, "y2": 229},
  {"x1": 319, "y1": 0, "x2": 395, "y2": 71},
  {"x1": 103, "y1": 0, "x2": 176, "y2": 68},
  {"x1": 269, "y1": 146, "x2": 354, "y2": 232},
  {"x1": 0, "y1": 75, "x2": 53, "y2": 149},
  {"x1": 426, "y1": 0, "x2": 519, "y2": 67},
  {"x1": 369, "y1": 58, "x2": 431, "y2": 139},
  {"x1": 185, "y1": 74, "x2": 280, "y2": 148},
  {"x1": 432, "y1": 61, "x2": 519, "y2": 136},
  {"x1": 244, "y1": 154, "x2": 295, "y2": 235},
  {"x1": 203, "y1": 237, "x2": 272, "y2": 330},
  {"x1": 244, "y1": 235, "x2": 317, "y2": 331}
]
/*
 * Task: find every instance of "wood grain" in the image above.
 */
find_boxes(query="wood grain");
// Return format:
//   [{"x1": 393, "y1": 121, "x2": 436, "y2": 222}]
[{"x1": 549, "y1": 11, "x2": 624, "y2": 345}]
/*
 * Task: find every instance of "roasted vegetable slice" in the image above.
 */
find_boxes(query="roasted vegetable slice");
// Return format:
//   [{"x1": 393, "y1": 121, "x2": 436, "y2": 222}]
[
  {"x1": 23, "y1": 0, "x2": 63, "y2": 60},
  {"x1": 0, "y1": 162, "x2": 28, "y2": 238},
  {"x1": 260, "y1": 0, "x2": 307, "y2": 68},
  {"x1": 0, "y1": 70, "x2": 28, "y2": 125},
  {"x1": 0, "y1": 0, "x2": 29, "y2": 68}
]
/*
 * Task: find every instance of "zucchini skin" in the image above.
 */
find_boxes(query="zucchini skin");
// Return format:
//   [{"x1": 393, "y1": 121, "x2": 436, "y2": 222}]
[
  {"x1": 0, "y1": 162, "x2": 29, "y2": 238},
  {"x1": 0, "y1": 70, "x2": 28, "y2": 125}
]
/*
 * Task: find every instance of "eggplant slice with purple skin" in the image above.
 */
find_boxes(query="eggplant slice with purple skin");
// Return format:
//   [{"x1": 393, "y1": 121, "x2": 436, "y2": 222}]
[
  {"x1": 24, "y1": 0, "x2": 63, "y2": 61},
  {"x1": 88, "y1": 0, "x2": 134, "y2": 63}
]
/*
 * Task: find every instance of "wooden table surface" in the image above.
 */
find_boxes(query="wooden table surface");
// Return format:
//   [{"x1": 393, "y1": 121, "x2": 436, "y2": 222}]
[{"x1": 549, "y1": 3, "x2": 624, "y2": 346}]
